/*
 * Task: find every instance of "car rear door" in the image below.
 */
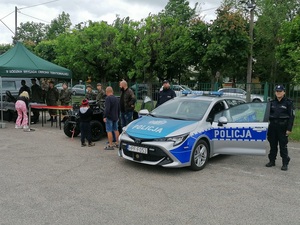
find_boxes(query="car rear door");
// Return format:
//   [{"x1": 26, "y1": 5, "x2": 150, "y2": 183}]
[{"x1": 211, "y1": 102, "x2": 270, "y2": 155}]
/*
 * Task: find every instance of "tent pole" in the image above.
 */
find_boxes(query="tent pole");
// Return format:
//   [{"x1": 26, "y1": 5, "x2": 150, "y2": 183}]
[{"x1": 0, "y1": 76, "x2": 6, "y2": 128}]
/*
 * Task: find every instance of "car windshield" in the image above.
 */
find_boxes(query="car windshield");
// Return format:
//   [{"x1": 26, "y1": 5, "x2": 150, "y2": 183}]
[{"x1": 151, "y1": 98, "x2": 210, "y2": 121}]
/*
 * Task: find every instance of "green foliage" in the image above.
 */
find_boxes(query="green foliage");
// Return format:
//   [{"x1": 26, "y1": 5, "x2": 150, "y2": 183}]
[
  {"x1": 34, "y1": 40, "x2": 58, "y2": 63},
  {"x1": 253, "y1": 0, "x2": 300, "y2": 83},
  {"x1": 16, "y1": 21, "x2": 46, "y2": 44},
  {"x1": 0, "y1": 43, "x2": 13, "y2": 55},
  {"x1": 204, "y1": 5, "x2": 249, "y2": 82},
  {"x1": 276, "y1": 15, "x2": 300, "y2": 84},
  {"x1": 46, "y1": 11, "x2": 72, "y2": 40},
  {"x1": 55, "y1": 21, "x2": 119, "y2": 82}
]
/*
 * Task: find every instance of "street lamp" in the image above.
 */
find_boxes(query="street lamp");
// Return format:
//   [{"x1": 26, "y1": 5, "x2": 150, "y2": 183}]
[{"x1": 246, "y1": 0, "x2": 256, "y2": 102}]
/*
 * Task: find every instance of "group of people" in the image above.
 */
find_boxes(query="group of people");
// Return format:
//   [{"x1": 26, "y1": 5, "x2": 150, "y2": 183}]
[
  {"x1": 14, "y1": 79, "x2": 72, "y2": 129},
  {"x1": 79, "y1": 80, "x2": 136, "y2": 149}
]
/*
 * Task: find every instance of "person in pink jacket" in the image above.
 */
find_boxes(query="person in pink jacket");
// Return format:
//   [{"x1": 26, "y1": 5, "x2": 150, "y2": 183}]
[{"x1": 15, "y1": 91, "x2": 29, "y2": 129}]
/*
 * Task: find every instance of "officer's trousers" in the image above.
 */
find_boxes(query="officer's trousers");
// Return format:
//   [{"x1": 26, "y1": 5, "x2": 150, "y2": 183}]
[{"x1": 267, "y1": 122, "x2": 290, "y2": 165}]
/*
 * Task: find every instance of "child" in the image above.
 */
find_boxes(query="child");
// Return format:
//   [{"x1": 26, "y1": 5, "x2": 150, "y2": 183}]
[
  {"x1": 15, "y1": 91, "x2": 29, "y2": 129},
  {"x1": 78, "y1": 99, "x2": 95, "y2": 147}
]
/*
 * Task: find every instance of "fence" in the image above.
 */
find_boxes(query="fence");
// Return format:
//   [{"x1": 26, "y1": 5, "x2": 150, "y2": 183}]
[{"x1": 85, "y1": 81, "x2": 300, "y2": 108}]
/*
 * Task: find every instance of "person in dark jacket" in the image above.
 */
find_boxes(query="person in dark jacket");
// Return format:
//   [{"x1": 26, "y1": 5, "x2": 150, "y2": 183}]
[
  {"x1": 46, "y1": 80, "x2": 59, "y2": 122},
  {"x1": 15, "y1": 91, "x2": 30, "y2": 129},
  {"x1": 79, "y1": 99, "x2": 95, "y2": 147},
  {"x1": 156, "y1": 80, "x2": 176, "y2": 107},
  {"x1": 18, "y1": 80, "x2": 31, "y2": 97},
  {"x1": 30, "y1": 78, "x2": 43, "y2": 124},
  {"x1": 103, "y1": 86, "x2": 120, "y2": 150},
  {"x1": 266, "y1": 85, "x2": 295, "y2": 171},
  {"x1": 119, "y1": 80, "x2": 136, "y2": 128}
]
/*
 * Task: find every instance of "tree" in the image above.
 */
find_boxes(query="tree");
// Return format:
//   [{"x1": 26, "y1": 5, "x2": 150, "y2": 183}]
[
  {"x1": 34, "y1": 40, "x2": 58, "y2": 63},
  {"x1": 16, "y1": 22, "x2": 46, "y2": 44},
  {"x1": 276, "y1": 15, "x2": 300, "y2": 83},
  {"x1": 253, "y1": 0, "x2": 300, "y2": 83},
  {"x1": 0, "y1": 44, "x2": 13, "y2": 55},
  {"x1": 45, "y1": 12, "x2": 72, "y2": 40},
  {"x1": 164, "y1": 0, "x2": 198, "y2": 24},
  {"x1": 203, "y1": 5, "x2": 249, "y2": 86},
  {"x1": 55, "y1": 21, "x2": 119, "y2": 82}
]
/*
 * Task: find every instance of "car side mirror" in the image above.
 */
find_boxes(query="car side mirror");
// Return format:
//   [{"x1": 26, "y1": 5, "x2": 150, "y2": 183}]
[
  {"x1": 139, "y1": 109, "x2": 149, "y2": 116},
  {"x1": 218, "y1": 116, "x2": 228, "y2": 126}
]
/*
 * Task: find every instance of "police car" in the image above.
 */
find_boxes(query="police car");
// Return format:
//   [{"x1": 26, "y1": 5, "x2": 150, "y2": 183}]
[{"x1": 118, "y1": 91, "x2": 270, "y2": 171}]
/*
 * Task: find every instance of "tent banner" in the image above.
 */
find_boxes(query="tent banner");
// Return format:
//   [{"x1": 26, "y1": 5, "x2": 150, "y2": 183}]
[{"x1": 4, "y1": 69, "x2": 70, "y2": 77}]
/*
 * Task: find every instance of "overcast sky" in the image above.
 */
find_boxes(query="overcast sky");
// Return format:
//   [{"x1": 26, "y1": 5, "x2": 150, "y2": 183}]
[{"x1": 0, "y1": 0, "x2": 222, "y2": 45}]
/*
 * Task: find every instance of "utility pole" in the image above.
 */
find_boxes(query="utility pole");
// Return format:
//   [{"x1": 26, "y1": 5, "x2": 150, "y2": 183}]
[
  {"x1": 14, "y1": 6, "x2": 18, "y2": 42},
  {"x1": 246, "y1": 0, "x2": 255, "y2": 102}
]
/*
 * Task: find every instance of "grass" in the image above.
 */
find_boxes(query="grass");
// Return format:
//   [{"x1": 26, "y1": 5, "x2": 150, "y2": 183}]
[{"x1": 290, "y1": 110, "x2": 299, "y2": 142}]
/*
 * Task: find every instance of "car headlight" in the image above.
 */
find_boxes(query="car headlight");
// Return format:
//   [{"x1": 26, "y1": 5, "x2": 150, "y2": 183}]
[{"x1": 155, "y1": 134, "x2": 189, "y2": 146}]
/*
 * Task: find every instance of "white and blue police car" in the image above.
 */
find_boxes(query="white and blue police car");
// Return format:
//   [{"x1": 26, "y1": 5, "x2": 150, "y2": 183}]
[{"x1": 118, "y1": 91, "x2": 270, "y2": 171}]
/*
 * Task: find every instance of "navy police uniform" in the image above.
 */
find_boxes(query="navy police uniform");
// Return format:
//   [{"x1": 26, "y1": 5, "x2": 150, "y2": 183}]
[{"x1": 267, "y1": 85, "x2": 295, "y2": 170}]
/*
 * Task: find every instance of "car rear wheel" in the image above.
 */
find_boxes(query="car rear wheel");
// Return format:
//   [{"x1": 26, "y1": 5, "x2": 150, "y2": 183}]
[{"x1": 190, "y1": 140, "x2": 209, "y2": 171}]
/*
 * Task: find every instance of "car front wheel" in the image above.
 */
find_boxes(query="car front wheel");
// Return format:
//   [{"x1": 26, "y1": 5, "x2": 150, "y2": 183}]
[{"x1": 190, "y1": 140, "x2": 209, "y2": 171}]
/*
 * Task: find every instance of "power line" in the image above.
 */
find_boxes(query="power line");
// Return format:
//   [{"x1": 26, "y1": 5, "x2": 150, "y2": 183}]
[
  {"x1": 0, "y1": 19, "x2": 14, "y2": 34},
  {"x1": 18, "y1": 12, "x2": 50, "y2": 23},
  {"x1": 18, "y1": 0, "x2": 59, "y2": 10},
  {"x1": 1, "y1": 10, "x2": 15, "y2": 20}
]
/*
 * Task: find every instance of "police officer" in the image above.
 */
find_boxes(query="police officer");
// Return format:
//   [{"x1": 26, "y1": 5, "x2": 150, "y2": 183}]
[
  {"x1": 266, "y1": 85, "x2": 295, "y2": 171},
  {"x1": 156, "y1": 80, "x2": 176, "y2": 107}
]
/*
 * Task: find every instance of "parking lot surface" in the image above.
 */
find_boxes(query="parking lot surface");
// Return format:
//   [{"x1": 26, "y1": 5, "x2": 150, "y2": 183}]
[{"x1": 1, "y1": 121, "x2": 300, "y2": 225}]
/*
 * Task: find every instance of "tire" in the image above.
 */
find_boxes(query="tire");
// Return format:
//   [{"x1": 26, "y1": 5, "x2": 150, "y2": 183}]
[
  {"x1": 64, "y1": 120, "x2": 80, "y2": 138},
  {"x1": 252, "y1": 99, "x2": 261, "y2": 102},
  {"x1": 90, "y1": 120, "x2": 105, "y2": 141},
  {"x1": 190, "y1": 140, "x2": 209, "y2": 171},
  {"x1": 72, "y1": 91, "x2": 76, "y2": 96}
]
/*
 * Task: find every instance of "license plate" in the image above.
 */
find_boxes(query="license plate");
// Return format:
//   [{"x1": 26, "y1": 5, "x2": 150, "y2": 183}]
[{"x1": 128, "y1": 145, "x2": 148, "y2": 154}]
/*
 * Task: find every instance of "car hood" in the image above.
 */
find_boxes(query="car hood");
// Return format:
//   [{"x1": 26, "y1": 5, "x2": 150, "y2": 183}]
[{"x1": 125, "y1": 116, "x2": 198, "y2": 139}]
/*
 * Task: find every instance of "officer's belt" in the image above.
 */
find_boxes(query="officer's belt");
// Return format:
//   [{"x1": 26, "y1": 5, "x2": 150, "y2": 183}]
[{"x1": 270, "y1": 119, "x2": 288, "y2": 125}]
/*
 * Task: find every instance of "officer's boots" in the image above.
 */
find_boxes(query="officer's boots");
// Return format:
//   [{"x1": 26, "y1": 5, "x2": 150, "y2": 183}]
[
  {"x1": 265, "y1": 161, "x2": 275, "y2": 167},
  {"x1": 281, "y1": 157, "x2": 291, "y2": 171}
]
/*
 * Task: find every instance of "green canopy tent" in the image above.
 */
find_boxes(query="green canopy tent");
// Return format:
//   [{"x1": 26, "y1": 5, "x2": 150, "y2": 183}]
[{"x1": 0, "y1": 42, "x2": 72, "y2": 127}]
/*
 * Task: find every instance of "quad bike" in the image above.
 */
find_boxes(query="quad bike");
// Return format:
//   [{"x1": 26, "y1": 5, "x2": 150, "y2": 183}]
[{"x1": 63, "y1": 100, "x2": 106, "y2": 141}]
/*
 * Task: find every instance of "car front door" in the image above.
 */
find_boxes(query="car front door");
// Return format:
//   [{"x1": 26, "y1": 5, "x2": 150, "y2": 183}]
[{"x1": 211, "y1": 102, "x2": 270, "y2": 155}]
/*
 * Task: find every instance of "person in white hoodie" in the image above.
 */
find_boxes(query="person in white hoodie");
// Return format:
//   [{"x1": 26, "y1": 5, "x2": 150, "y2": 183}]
[{"x1": 78, "y1": 99, "x2": 95, "y2": 147}]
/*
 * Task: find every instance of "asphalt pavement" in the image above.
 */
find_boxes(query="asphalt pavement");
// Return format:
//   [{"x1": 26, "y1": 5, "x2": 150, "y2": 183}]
[{"x1": 0, "y1": 121, "x2": 300, "y2": 225}]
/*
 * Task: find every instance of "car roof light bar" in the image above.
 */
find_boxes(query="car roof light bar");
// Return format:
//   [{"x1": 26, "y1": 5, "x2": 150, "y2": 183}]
[{"x1": 182, "y1": 90, "x2": 223, "y2": 97}]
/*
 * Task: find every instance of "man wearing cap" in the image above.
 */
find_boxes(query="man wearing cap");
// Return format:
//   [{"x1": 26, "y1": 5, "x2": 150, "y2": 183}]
[
  {"x1": 96, "y1": 83, "x2": 105, "y2": 108},
  {"x1": 30, "y1": 78, "x2": 43, "y2": 124},
  {"x1": 85, "y1": 84, "x2": 96, "y2": 100},
  {"x1": 266, "y1": 85, "x2": 295, "y2": 171},
  {"x1": 156, "y1": 80, "x2": 176, "y2": 107},
  {"x1": 59, "y1": 83, "x2": 72, "y2": 115}
]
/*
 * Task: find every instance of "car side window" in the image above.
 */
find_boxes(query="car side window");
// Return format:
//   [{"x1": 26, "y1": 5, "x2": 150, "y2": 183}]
[
  {"x1": 207, "y1": 101, "x2": 225, "y2": 121},
  {"x1": 225, "y1": 99, "x2": 245, "y2": 108},
  {"x1": 214, "y1": 103, "x2": 268, "y2": 123}
]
